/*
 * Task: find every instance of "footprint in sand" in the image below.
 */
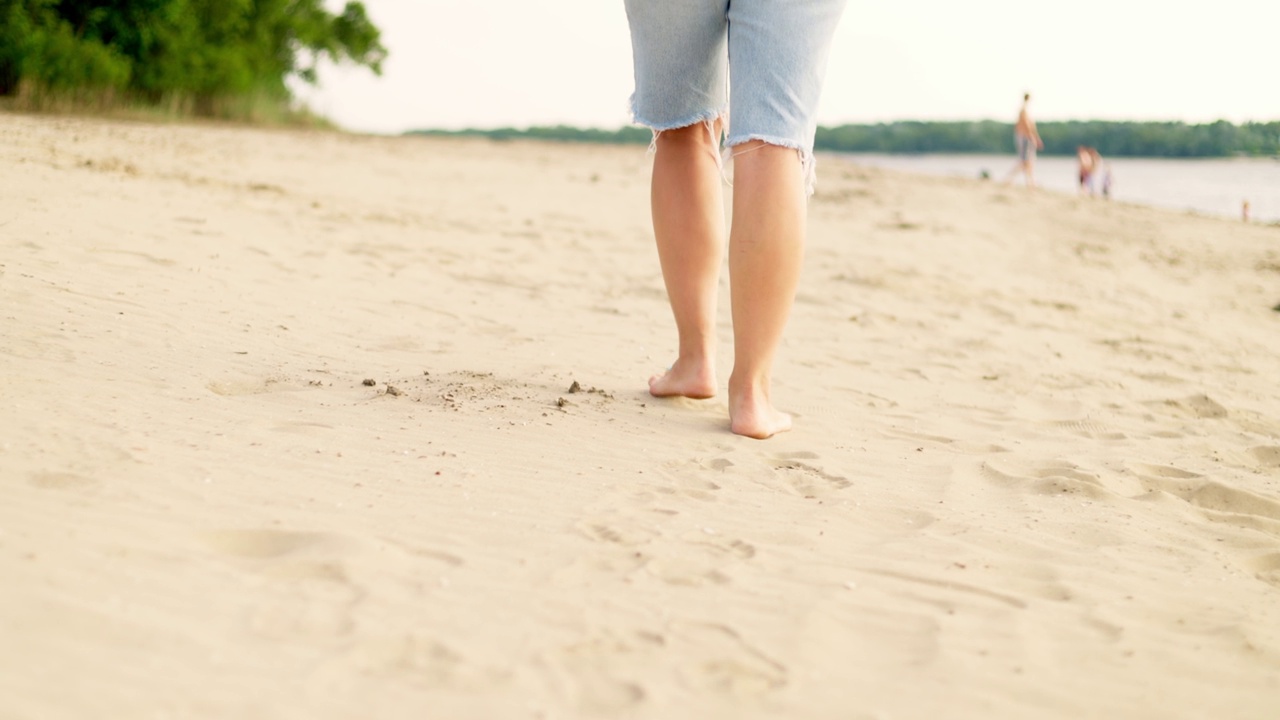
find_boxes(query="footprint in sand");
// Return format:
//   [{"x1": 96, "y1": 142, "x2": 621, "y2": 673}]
[
  {"x1": 666, "y1": 455, "x2": 797, "y2": 499},
  {"x1": 540, "y1": 634, "x2": 649, "y2": 714},
  {"x1": 1245, "y1": 553, "x2": 1280, "y2": 588},
  {"x1": 202, "y1": 529, "x2": 364, "y2": 641},
  {"x1": 1052, "y1": 419, "x2": 1127, "y2": 441},
  {"x1": 1151, "y1": 393, "x2": 1229, "y2": 420},
  {"x1": 29, "y1": 471, "x2": 97, "y2": 490},
  {"x1": 667, "y1": 621, "x2": 788, "y2": 695},
  {"x1": 654, "y1": 459, "x2": 726, "y2": 501},
  {"x1": 767, "y1": 458, "x2": 852, "y2": 498},
  {"x1": 202, "y1": 528, "x2": 332, "y2": 558},
  {"x1": 206, "y1": 375, "x2": 302, "y2": 397},
  {"x1": 977, "y1": 459, "x2": 1119, "y2": 500},
  {"x1": 245, "y1": 561, "x2": 363, "y2": 640},
  {"x1": 1248, "y1": 446, "x2": 1280, "y2": 468},
  {"x1": 1130, "y1": 464, "x2": 1280, "y2": 537},
  {"x1": 644, "y1": 555, "x2": 732, "y2": 587},
  {"x1": 576, "y1": 519, "x2": 659, "y2": 547},
  {"x1": 673, "y1": 477, "x2": 721, "y2": 502},
  {"x1": 1029, "y1": 464, "x2": 1112, "y2": 500},
  {"x1": 351, "y1": 635, "x2": 504, "y2": 690},
  {"x1": 685, "y1": 536, "x2": 757, "y2": 561},
  {"x1": 629, "y1": 532, "x2": 756, "y2": 588}
]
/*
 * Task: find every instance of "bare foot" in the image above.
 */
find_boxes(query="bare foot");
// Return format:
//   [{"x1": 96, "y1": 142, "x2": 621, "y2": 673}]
[
  {"x1": 728, "y1": 380, "x2": 792, "y2": 439},
  {"x1": 648, "y1": 358, "x2": 716, "y2": 399}
]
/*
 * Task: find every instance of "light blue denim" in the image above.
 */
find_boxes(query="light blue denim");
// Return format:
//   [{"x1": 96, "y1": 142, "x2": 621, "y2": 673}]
[{"x1": 624, "y1": 0, "x2": 848, "y2": 193}]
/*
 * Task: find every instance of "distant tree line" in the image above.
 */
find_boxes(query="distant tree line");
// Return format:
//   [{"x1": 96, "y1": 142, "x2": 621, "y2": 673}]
[
  {"x1": 412, "y1": 125, "x2": 654, "y2": 146},
  {"x1": 816, "y1": 120, "x2": 1280, "y2": 157},
  {"x1": 413, "y1": 120, "x2": 1280, "y2": 158},
  {"x1": 0, "y1": 0, "x2": 385, "y2": 119}
]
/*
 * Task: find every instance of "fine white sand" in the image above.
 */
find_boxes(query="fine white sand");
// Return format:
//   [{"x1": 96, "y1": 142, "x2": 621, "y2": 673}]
[{"x1": 2, "y1": 113, "x2": 1279, "y2": 719}]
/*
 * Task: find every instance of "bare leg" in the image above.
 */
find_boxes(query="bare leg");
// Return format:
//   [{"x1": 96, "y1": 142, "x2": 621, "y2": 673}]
[
  {"x1": 726, "y1": 141, "x2": 806, "y2": 439},
  {"x1": 647, "y1": 121, "x2": 725, "y2": 399}
]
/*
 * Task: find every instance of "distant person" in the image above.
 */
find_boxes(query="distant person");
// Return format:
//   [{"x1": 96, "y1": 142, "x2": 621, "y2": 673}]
[
  {"x1": 1004, "y1": 93, "x2": 1044, "y2": 188},
  {"x1": 624, "y1": 1, "x2": 849, "y2": 439},
  {"x1": 1243, "y1": 200, "x2": 1251, "y2": 222},
  {"x1": 1101, "y1": 163, "x2": 1113, "y2": 199},
  {"x1": 1090, "y1": 147, "x2": 1104, "y2": 196},
  {"x1": 1077, "y1": 146, "x2": 1105, "y2": 196},
  {"x1": 1076, "y1": 145, "x2": 1096, "y2": 195}
]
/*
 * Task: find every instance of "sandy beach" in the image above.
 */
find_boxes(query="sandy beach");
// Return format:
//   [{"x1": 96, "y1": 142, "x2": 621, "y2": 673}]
[{"x1": 3, "y1": 112, "x2": 1279, "y2": 719}]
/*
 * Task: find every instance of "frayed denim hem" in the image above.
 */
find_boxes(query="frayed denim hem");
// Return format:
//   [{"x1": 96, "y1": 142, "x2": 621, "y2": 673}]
[
  {"x1": 628, "y1": 95, "x2": 727, "y2": 141},
  {"x1": 631, "y1": 99, "x2": 729, "y2": 179},
  {"x1": 632, "y1": 105, "x2": 727, "y2": 148},
  {"x1": 726, "y1": 134, "x2": 818, "y2": 197},
  {"x1": 631, "y1": 110, "x2": 727, "y2": 137}
]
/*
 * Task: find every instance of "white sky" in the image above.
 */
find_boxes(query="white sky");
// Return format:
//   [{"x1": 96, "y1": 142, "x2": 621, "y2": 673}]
[{"x1": 294, "y1": 0, "x2": 1280, "y2": 135}]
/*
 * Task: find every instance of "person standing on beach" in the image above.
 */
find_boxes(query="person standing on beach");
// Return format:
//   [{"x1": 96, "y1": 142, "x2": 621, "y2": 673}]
[
  {"x1": 1004, "y1": 93, "x2": 1044, "y2": 188},
  {"x1": 624, "y1": 1, "x2": 848, "y2": 439}
]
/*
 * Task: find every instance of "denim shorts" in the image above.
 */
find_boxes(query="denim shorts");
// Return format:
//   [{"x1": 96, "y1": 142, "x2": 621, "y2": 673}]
[{"x1": 624, "y1": 0, "x2": 848, "y2": 191}]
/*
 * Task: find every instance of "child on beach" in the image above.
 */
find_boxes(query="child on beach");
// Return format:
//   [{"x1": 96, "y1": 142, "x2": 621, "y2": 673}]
[
  {"x1": 1077, "y1": 145, "x2": 1096, "y2": 196},
  {"x1": 623, "y1": 0, "x2": 848, "y2": 439}
]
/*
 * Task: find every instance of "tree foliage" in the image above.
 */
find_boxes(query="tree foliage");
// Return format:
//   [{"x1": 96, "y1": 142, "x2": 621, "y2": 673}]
[{"x1": 0, "y1": 0, "x2": 385, "y2": 114}]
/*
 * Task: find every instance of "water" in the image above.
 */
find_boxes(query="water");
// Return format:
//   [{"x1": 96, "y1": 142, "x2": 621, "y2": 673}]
[{"x1": 838, "y1": 153, "x2": 1280, "y2": 223}]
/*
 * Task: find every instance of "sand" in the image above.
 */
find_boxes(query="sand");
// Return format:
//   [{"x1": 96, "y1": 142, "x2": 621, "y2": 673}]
[{"x1": 2, "y1": 112, "x2": 1279, "y2": 719}]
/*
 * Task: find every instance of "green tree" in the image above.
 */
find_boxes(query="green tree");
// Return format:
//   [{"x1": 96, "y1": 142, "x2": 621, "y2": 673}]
[
  {"x1": 0, "y1": 0, "x2": 132, "y2": 96},
  {"x1": 0, "y1": 0, "x2": 385, "y2": 117}
]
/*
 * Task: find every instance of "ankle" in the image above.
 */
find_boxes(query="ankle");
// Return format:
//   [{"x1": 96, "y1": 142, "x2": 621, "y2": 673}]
[
  {"x1": 676, "y1": 346, "x2": 716, "y2": 368},
  {"x1": 728, "y1": 371, "x2": 769, "y2": 401}
]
